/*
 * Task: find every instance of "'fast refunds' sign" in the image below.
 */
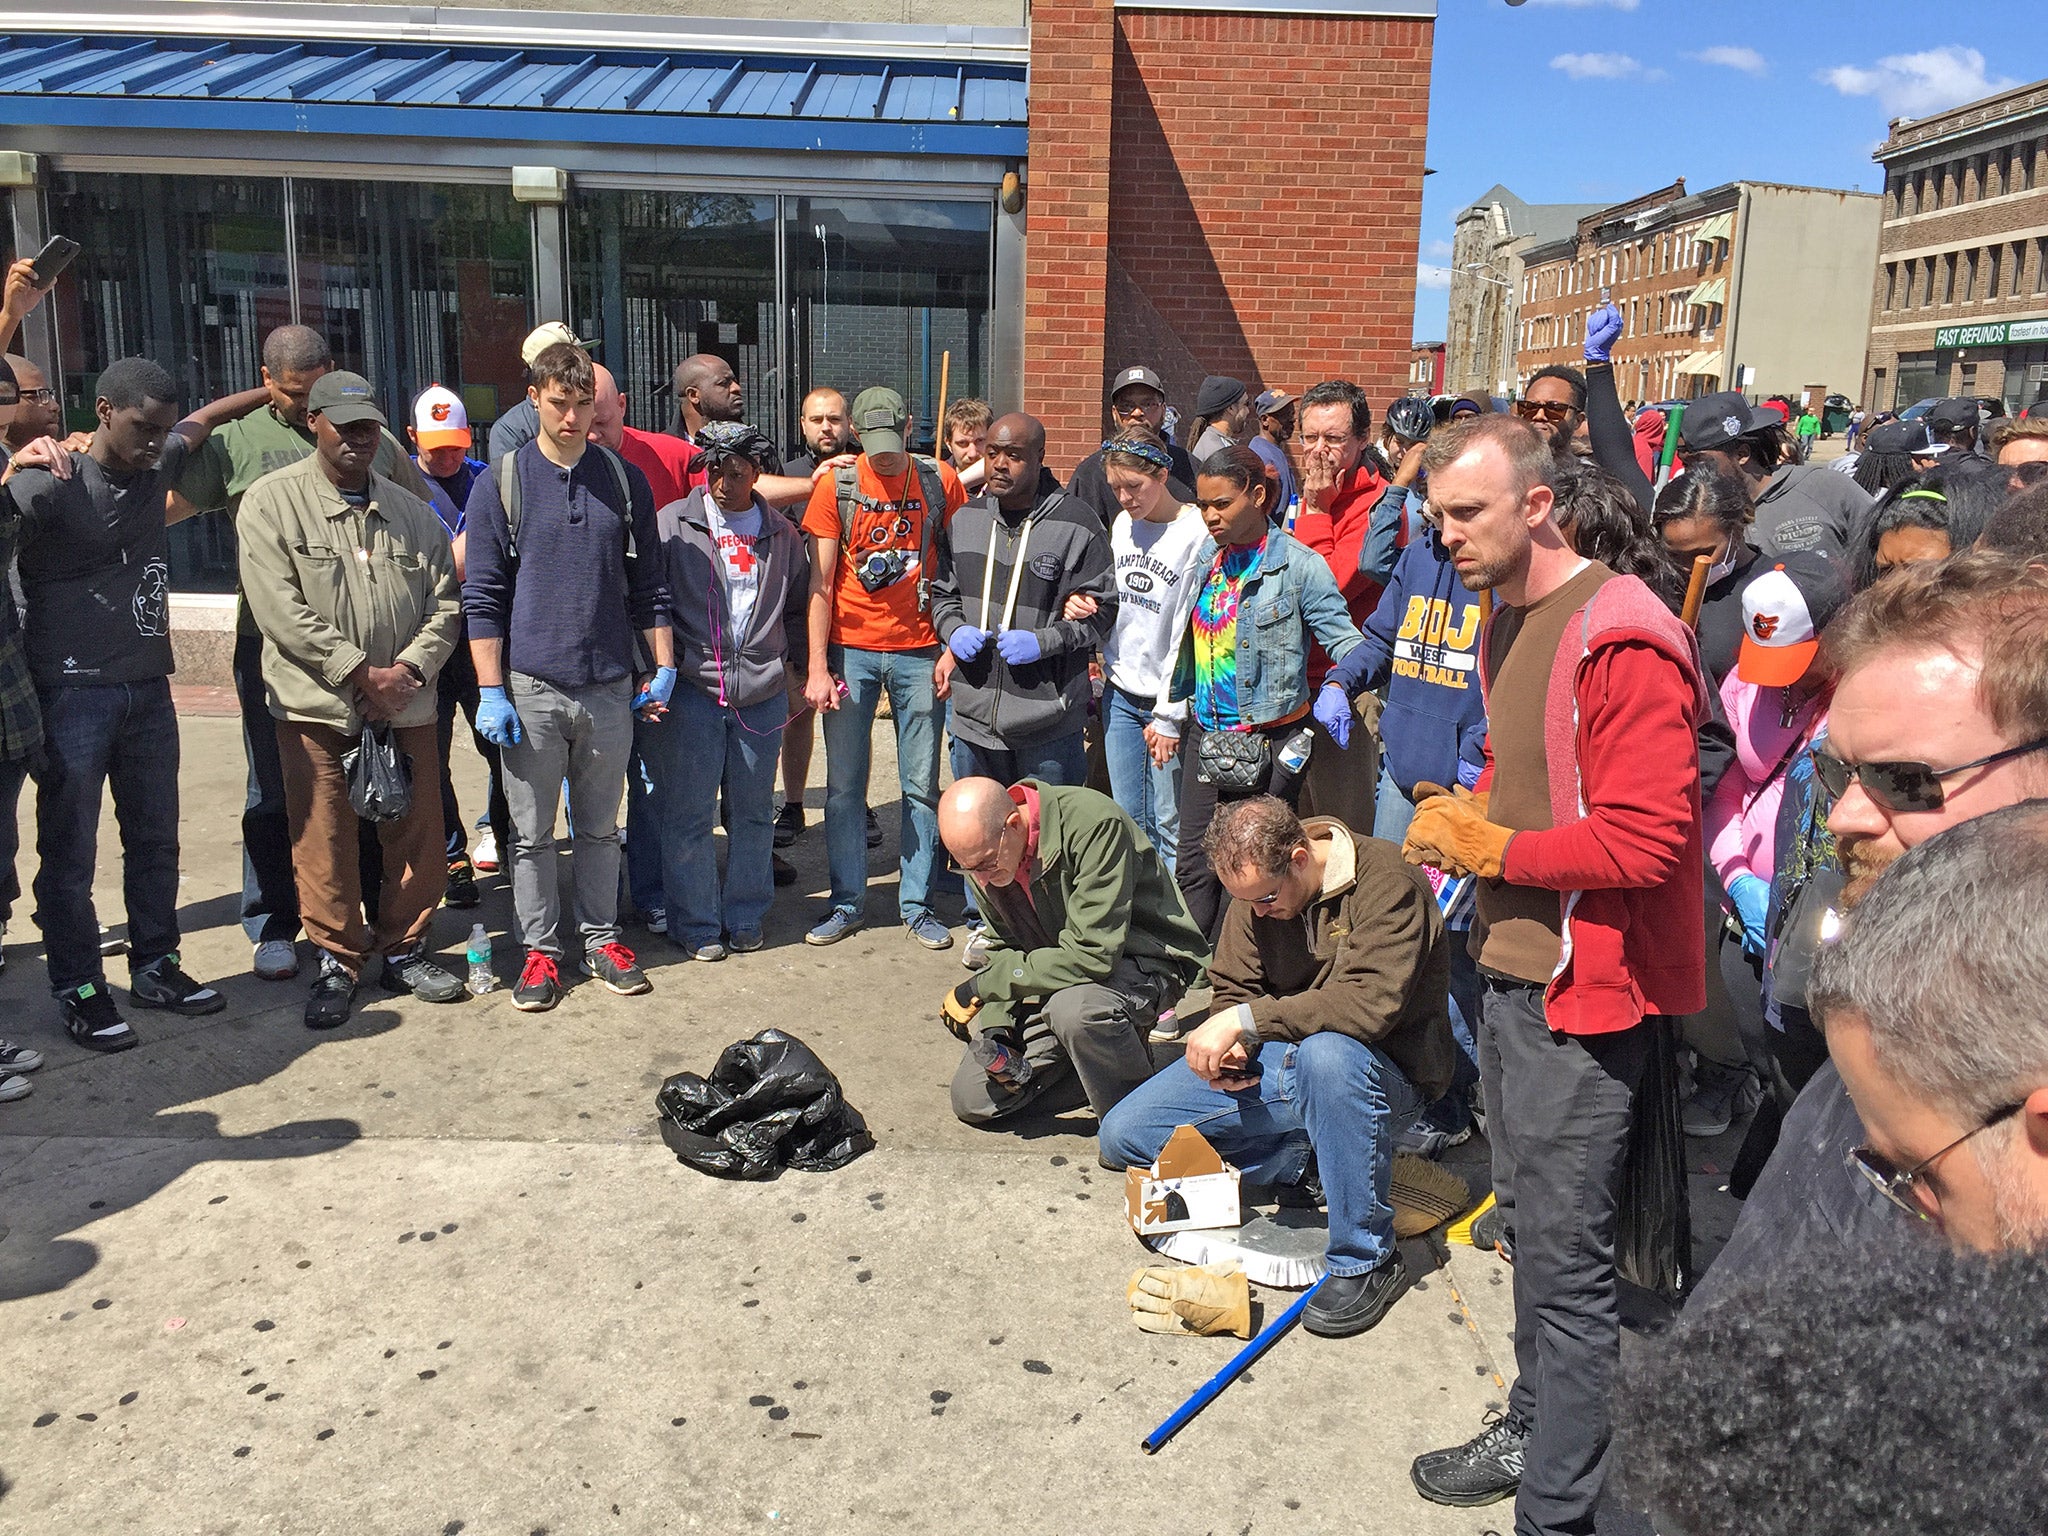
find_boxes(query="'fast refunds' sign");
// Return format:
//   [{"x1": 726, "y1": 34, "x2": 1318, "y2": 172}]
[{"x1": 1934, "y1": 316, "x2": 2048, "y2": 350}]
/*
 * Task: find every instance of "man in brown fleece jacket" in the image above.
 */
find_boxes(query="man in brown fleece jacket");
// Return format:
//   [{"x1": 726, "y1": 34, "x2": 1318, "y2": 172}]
[{"x1": 1100, "y1": 796, "x2": 1455, "y2": 1338}]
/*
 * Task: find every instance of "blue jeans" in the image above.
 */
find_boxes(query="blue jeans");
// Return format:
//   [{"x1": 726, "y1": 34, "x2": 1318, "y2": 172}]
[
  {"x1": 624, "y1": 720, "x2": 666, "y2": 919},
  {"x1": 822, "y1": 645, "x2": 944, "y2": 924},
  {"x1": 34, "y1": 678, "x2": 182, "y2": 992},
  {"x1": 644, "y1": 686, "x2": 785, "y2": 947},
  {"x1": 1102, "y1": 685, "x2": 1181, "y2": 873},
  {"x1": 1100, "y1": 1031, "x2": 1422, "y2": 1275},
  {"x1": 1373, "y1": 762, "x2": 1416, "y2": 845}
]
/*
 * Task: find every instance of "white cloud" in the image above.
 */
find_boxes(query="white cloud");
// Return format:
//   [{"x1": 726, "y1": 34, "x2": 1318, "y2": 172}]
[
  {"x1": 1820, "y1": 46, "x2": 2020, "y2": 120},
  {"x1": 1417, "y1": 264, "x2": 1453, "y2": 292},
  {"x1": 1551, "y1": 52, "x2": 1643, "y2": 80},
  {"x1": 1525, "y1": 0, "x2": 1640, "y2": 10},
  {"x1": 1690, "y1": 45, "x2": 1766, "y2": 76},
  {"x1": 1423, "y1": 238, "x2": 1454, "y2": 260}
]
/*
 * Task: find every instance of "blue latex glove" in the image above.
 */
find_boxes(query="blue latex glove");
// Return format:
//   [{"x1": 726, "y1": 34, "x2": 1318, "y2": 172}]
[
  {"x1": 1584, "y1": 302, "x2": 1624, "y2": 364},
  {"x1": 1312, "y1": 682, "x2": 1353, "y2": 750},
  {"x1": 476, "y1": 685, "x2": 523, "y2": 747},
  {"x1": 995, "y1": 628, "x2": 1043, "y2": 666},
  {"x1": 949, "y1": 626, "x2": 990, "y2": 662},
  {"x1": 633, "y1": 665, "x2": 677, "y2": 711},
  {"x1": 1729, "y1": 873, "x2": 1771, "y2": 956}
]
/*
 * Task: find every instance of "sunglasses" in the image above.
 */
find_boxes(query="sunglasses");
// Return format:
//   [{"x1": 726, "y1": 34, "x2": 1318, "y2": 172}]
[
  {"x1": 1811, "y1": 736, "x2": 2048, "y2": 813},
  {"x1": 1848, "y1": 1100, "x2": 2025, "y2": 1221},
  {"x1": 1514, "y1": 399, "x2": 1577, "y2": 423}
]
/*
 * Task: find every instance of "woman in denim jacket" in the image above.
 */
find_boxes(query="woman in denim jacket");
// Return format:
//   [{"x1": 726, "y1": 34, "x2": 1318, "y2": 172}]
[{"x1": 1159, "y1": 445, "x2": 1364, "y2": 938}]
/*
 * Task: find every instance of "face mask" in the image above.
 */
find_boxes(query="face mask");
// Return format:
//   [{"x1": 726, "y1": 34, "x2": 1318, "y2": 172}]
[{"x1": 1706, "y1": 540, "x2": 1739, "y2": 585}]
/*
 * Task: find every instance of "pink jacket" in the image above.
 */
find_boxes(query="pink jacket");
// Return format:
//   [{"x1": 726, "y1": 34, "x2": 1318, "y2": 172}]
[{"x1": 1706, "y1": 675, "x2": 1827, "y2": 891}]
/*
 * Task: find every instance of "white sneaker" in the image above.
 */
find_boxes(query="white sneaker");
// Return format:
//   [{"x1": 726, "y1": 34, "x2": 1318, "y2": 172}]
[
  {"x1": 473, "y1": 831, "x2": 500, "y2": 873},
  {"x1": 0, "y1": 1040, "x2": 43, "y2": 1074},
  {"x1": 253, "y1": 939, "x2": 300, "y2": 981},
  {"x1": 0, "y1": 1071, "x2": 28, "y2": 1102},
  {"x1": 644, "y1": 909, "x2": 668, "y2": 936},
  {"x1": 962, "y1": 925, "x2": 991, "y2": 972},
  {"x1": 1148, "y1": 1008, "x2": 1186, "y2": 1044}
]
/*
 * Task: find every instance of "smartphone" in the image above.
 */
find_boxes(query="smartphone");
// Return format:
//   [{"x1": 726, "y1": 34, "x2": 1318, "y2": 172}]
[{"x1": 28, "y1": 235, "x2": 80, "y2": 288}]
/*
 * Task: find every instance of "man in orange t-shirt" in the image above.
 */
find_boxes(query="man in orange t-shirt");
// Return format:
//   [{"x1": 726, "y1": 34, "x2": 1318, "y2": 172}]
[{"x1": 799, "y1": 386, "x2": 967, "y2": 949}]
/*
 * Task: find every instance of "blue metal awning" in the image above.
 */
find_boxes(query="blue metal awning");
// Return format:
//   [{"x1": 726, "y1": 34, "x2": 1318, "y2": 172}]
[{"x1": 0, "y1": 32, "x2": 1028, "y2": 156}]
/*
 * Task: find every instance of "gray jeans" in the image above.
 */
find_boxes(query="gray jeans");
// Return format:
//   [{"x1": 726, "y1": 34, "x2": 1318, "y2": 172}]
[
  {"x1": 1480, "y1": 976, "x2": 1648, "y2": 1536},
  {"x1": 501, "y1": 672, "x2": 634, "y2": 959},
  {"x1": 950, "y1": 957, "x2": 1168, "y2": 1125}
]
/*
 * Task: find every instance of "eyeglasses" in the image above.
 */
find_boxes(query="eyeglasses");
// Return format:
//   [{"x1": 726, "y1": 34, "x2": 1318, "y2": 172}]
[
  {"x1": 16, "y1": 387, "x2": 55, "y2": 405},
  {"x1": 1811, "y1": 737, "x2": 2048, "y2": 814},
  {"x1": 1514, "y1": 399, "x2": 1578, "y2": 423},
  {"x1": 1848, "y1": 1101, "x2": 2025, "y2": 1221},
  {"x1": 1298, "y1": 432, "x2": 1357, "y2": 450},
  {"x1": 1111, "y1": 396, "x2": 1159, "y2": 419}
]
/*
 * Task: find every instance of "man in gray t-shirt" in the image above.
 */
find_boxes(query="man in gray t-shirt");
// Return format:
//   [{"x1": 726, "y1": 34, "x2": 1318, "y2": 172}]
[{"x1": 1678, "y1": 389, "x2": 1869, "y2": 561}]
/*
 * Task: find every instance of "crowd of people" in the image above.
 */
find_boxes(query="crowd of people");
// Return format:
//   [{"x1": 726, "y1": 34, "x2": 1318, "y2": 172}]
[{"x1": 0, "y1": 248, "x2": 2043, "y2": 1531}]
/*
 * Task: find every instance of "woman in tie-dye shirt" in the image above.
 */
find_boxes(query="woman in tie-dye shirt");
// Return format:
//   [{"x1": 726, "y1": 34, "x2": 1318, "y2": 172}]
[{"x1": 1161, "y1": 445, "x2": 1363, "y2": 938}]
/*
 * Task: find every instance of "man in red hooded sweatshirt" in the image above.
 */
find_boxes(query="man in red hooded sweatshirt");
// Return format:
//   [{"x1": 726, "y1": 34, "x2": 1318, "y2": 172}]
[
  {"x1": 1290, "y1": 378, "x2": 1395, "y2": 835},
  {"x1": 1397, "y1": 413, "x2": 1707, "y2": 1535}
]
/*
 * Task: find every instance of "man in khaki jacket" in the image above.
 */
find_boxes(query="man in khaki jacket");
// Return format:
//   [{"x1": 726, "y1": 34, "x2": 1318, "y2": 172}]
[
  {"x1": 238, "y1": 372, "x2": 463, "y2": 1028},
  {"x1": 1100, "y1": 795, "x2": 1453, "y2": 1340}
]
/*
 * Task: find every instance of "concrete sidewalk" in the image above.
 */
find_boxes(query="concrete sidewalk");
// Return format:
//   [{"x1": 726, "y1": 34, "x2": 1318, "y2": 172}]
[{"x1": 0, "y1": 712, "x2": 1727, "y2": 1534}]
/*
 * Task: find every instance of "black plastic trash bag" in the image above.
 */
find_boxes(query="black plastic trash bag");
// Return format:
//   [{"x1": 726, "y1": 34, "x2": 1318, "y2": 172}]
[
  {"x1": 656, "y1": 1029, "x2": 874, "y2": 1180},
  {"x1": 1616, "y1": 1015, "x2": 1693, "y2": 1301},
  {"x1": 343, "y1": 722, "x2": 413, "y2": 822}
]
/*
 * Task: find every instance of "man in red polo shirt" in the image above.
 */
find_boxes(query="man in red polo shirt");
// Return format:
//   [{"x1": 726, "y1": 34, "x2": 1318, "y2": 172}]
[
  {"x1": 1290, "y1": 379, "x2": 1400, "y2": 834},
  {"x1": 592, "y1": 365, "x2": 700, "y2": 505}
]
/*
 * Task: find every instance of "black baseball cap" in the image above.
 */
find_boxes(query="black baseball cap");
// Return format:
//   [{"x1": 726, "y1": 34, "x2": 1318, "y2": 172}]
[
  {"x1": 1865, "y1": 418, "x2": 1948, "y2": 457},
  {"x1": 1927, "y1": 397, "x2": 1980, "y2": 431},
  {"x1": 1679, "y1": 390, "x2": 1778, "y2": 452},
  {"x1": 1110, "y1": 365, "x2": 1165, "y2": 398}
]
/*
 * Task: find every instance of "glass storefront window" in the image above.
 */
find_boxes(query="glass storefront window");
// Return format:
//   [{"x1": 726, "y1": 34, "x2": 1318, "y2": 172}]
[
  {"x1": 293, "y1": 180, "x2": 532, "y2": 442},
  {"x1": 786, "y1": 197, "x2": 993, "y2": 454},
  {"x1": 44, "y1": 171, "x2": 291, "y2": 589},
  {"x1": 1893, "y1": 354, "x2": 1942, "y2": 411},
  {"x1": 569, "y1": 190, "x2": 778, "y2": 440}
]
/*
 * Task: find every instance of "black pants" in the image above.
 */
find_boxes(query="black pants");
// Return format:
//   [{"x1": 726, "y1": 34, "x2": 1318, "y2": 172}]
[
  {"x1": 435, "y1": 635, "x2": 508, "y2": 864},
  {"x1": 236, "y1": 629, "x2": 301, "y2": 944},
  {"x1": 1480, "y1": 976, "x2": 1648, "y2": 1536},
  {"x1": 1173, "y1": 719, "x2": 1306, "y2": 944}
]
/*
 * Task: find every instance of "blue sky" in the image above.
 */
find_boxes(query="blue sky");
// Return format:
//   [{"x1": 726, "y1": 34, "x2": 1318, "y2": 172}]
[{"x1": 1413, "y1": 0, "x2": 2048, "y2": 341}]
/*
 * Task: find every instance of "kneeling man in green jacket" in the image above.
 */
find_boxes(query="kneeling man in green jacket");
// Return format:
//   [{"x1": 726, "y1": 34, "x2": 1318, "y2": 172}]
[
  {"x1": 937, "y1": 777, "x2": 1207, "y2": 1129},
  {"x1": 1101, "y1": 796, "x2": 1455, "y2": 1339}
]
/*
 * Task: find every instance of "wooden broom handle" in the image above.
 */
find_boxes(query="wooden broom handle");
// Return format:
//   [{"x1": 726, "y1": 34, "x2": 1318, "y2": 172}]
[{"x1": 1679, "y1": 553, "x2": 1712, "y2": 629}]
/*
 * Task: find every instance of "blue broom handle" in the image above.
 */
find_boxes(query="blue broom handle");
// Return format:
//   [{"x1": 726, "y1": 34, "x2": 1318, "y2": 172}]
[{"x1": 1140, "y1": 1275, "x2": 1327, "y2": 1454}]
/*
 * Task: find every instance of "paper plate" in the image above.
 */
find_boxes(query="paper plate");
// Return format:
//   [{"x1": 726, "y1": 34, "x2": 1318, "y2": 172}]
[{"x1": 1144, "y1": 1209, "x2": 1330, "y2": 1289}]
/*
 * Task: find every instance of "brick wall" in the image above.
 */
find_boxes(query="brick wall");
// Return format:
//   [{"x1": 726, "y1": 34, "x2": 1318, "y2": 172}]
[{"x1": 1025, "y1": 5, "x2": 1432, "y2": 472}]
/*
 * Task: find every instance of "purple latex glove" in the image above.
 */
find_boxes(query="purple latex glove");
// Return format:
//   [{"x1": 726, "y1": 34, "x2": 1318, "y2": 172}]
[
  {"x1": 1584, "y1": 302, "x2": 1623, "y2": 364},
  {"x1": 995, "y1": 628, "x2": 1043, "y2": 666},
  {"x1": 949, "y1": 625, "x2": 990, "y2": 662},
  {"x1": 1312, "y1": 682, "x2": 1353, "y2": 749}
]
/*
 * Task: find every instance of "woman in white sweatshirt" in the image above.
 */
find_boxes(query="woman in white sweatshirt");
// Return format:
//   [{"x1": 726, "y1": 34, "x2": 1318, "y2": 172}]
[{"x1": 1096, "y1": 430, "x2": 1209, "y2": 873}]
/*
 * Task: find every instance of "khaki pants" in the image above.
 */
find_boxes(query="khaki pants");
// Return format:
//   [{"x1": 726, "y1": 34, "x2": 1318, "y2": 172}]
[{"x1": 277, "y1": 719, "x2": 445, "y2": 975}]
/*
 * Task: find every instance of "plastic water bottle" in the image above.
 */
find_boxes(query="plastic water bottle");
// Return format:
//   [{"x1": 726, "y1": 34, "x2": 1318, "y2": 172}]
[
  {"x1": 971, "y1": 1032, "x2": 1033, "y2": 1090},
  {"x1": 465, "y1": 923, "x2": 498, "y2": 996},
  {"x1": 1277, "y1": 725, "x2": 1315, "y2": 776}
]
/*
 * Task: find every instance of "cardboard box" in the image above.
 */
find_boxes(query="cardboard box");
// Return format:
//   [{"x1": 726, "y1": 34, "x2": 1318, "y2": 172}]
[{"x1": 1125, "y1": 1124, "x2": 1242, "y2": 1236}]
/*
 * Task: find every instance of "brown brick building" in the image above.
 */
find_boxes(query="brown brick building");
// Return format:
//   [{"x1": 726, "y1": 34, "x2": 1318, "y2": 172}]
[
  {"x1": 1515, "y1": 178, "x2": 1879, "y2": 407},
  {"x1": 1026, "y1": 2, "x2": 1434, "y2": 469},
  {"x1": 1863, "y1": 77, "x2": 2048, "y2": 415}
]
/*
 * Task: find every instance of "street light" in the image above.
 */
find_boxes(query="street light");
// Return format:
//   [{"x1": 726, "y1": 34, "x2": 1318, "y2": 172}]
[{"x1": 1461, "y1": 261, "x2": 1512, "y2": 289}]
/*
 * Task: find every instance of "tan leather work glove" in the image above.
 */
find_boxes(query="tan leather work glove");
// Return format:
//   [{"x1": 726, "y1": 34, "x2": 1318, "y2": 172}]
[
  {"x1": 1126, "y1": 1263, "x2": 1252, "y2": 1339},
  {"x1": 1403, "y1": 782, "x2": 1510, "y2": 880},
  {"x1": 940, "y1": 980, "x2": 982, "y2": 1042}
]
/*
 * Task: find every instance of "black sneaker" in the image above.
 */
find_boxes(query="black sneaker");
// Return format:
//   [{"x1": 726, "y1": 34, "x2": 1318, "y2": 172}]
[
  {"x1": 1276, "y1": 1154, "x2": 1325, "y2": 1210},
  {"x1": 59, "y1": 982, "x2": 138, "y2": 1052},
  {"x1": 865, "y1": 808, "x2": 883, "y2": 849},
  {"x1": 1410, "y1": 1409, "x2": 1528, "y2": 1507},
  {"x1": 583, "y1": 941, "x2": 651, "y2": 996},
  {"x1": 1473, "y1": 1203, "x2": 1513, "y2": 1263},
  {"x1": 773, "y1": 853, "x2": 798, "y2": 887},
  {"x1": 512, "y1": 950, "x2": 562, "y2": 1013},
  {"x1": 774, "y1": 802, "x2": 807, "y2": 848},
  {"x1": 443, "y1": 859, "x2": 481, "y2": 910},
  {"x1": 304, "y1": 954, "x2": 357, "y2": 1031},
  {"x1": 1303, "y1": 1251, "x2": 1407, "y2": 1338},
  {"x1": 129, "y1": 954, "x2": 227, "y2": 1016},
  {"x1": 379, "y1": 945, "x2": 466, "y2": 1003}
]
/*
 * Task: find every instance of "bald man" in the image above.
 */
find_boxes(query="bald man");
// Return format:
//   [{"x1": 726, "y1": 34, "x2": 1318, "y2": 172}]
[
  {"x1": 673, "y1": 353, "x2": 745, "y2": 440},
  {"x1": 936, "y1": 776, "x2": 1206, "y2": 1130}
]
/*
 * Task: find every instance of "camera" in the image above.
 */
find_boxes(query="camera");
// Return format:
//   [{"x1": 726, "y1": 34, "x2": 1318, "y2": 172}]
[{"x1": 855, "y1": 547, "x2": 910, "y2": 593}]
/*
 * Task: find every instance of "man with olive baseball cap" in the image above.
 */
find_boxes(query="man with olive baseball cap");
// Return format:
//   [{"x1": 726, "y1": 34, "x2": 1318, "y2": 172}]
[
  {"x1": 1065, "y1": 364, "x2": 1197, "y2": 529},
  {"x1": 1680, "y1": 387, "x2": 1868, "y2": 561}
]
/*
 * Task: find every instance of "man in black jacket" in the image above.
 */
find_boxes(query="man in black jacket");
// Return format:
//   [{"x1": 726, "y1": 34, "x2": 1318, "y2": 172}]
[{"x1": 1065, "y1": 366, "x2": 1197, "y2": 529}]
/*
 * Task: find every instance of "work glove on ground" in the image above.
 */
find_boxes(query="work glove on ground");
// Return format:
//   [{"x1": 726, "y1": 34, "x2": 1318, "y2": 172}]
[
  {"x1": 476, "y1": 685, "x2": 523, "y2": 747},
  {"x1": 1312, "y1": 682, "x2": 1353, "y2": 750},
  {"x1": 940, "y1": 979, "x2": 982, "y2": 1041},
  {"x1": 1126, "y1": 1263, "x2": 1252, "y2": 1339},
  {"x1": 1402, "y1": 781, "x2": 1510, "y2": 881}
]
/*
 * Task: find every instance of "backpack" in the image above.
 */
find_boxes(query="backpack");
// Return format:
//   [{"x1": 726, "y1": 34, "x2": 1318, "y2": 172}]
[
  {"x1": 494, "y1": 443, "x2": 638, "y2": 565},
  {"x1": 834, "y1": 454, "x2": 948, "y2": 614}
]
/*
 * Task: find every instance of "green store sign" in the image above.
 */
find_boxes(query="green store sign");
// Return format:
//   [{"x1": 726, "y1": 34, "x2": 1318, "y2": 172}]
[{"x1": 1934, "y1": 316, "x2": 2048, "y2": 349}]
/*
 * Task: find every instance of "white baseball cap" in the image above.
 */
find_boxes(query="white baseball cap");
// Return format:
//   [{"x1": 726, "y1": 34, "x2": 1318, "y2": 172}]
[
  {"x1": 411, "y1": 384, "x2": 471, "y2": 450},
  {"x1": 1737, "y1": 553, "x2": 1847, "y2": 688},
  {"x1": 519, "y1": 321, "x2": 597, "y2": 367}
]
